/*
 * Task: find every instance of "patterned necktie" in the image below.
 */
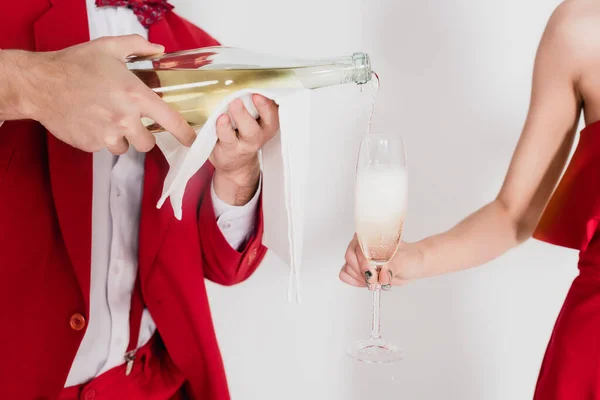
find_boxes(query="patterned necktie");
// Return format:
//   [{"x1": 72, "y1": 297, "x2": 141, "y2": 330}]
[{"x1": 95, "y1": 0, "x2": 174, "y2": 28}]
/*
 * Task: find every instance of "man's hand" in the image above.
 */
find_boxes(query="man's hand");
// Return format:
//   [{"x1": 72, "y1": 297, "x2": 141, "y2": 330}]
[
  {"x1": 4, "y1": 34, "x2": 195, "y2": 154},
  {"x1": 210, "y1": 94, "x2": 279, "y2": 206}
]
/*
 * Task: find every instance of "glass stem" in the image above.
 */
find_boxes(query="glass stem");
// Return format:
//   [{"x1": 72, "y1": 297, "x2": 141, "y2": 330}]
[{"x1": 370, "y1": 286, "x2": 382, "y2": 340}]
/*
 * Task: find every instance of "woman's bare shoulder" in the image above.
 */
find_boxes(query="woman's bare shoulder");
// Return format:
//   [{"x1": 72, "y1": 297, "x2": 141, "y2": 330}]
[
  {"x1": 547, "y1": 0, "x2": 600, "y2": 48},
  {"x1": 536, "y1": 0, "x2": 600, "y2": 77}
]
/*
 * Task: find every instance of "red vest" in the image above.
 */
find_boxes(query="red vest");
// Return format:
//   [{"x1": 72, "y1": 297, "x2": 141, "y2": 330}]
[{"x1": 0, "y1": 1, "x2": 266, "y2": 398}]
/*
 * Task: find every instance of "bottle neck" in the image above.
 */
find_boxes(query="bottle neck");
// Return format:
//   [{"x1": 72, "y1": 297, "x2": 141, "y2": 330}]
[{"x1": 291, "y1": 53, "x2": 372, "y2": 89}]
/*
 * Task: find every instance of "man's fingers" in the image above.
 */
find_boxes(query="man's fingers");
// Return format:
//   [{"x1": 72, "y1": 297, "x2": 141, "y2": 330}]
[
  {"x1": 125, "y1": 121, "x2": 156, "y2": 153},
  {"x1": 253, "y1": 94, "x2": 279, "y2": 138},
  {"x1": 215, "y1": 114, "x2": 238, "y2": 149},
  {"x1": 105, "y1": 135, "x2": 129, "y2": 155},
  {"x1": 139, "y1": 90, "x2": 196, "y2": 147},
  {"x1": 102, "y1": 34, "x2": 165, "y2": 61},
  {"x1": 229, "y1": 99, "x2": 260, "y2": 142}
]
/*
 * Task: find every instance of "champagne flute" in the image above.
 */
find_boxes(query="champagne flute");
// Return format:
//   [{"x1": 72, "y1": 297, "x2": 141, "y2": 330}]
[{"x1": 348, "y1": 132, "x2": 407, "y2": 363}]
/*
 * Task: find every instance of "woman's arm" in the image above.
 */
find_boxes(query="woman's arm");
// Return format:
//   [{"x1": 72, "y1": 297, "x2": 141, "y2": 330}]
[{"x1": 340, "y1": 3, "x2": 585, "y2": 287}]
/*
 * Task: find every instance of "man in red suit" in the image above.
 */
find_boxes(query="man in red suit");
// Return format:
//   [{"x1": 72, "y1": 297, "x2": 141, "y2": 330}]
[{"x1": 0, "y1": 0, "x2": 279, "y2": 399}]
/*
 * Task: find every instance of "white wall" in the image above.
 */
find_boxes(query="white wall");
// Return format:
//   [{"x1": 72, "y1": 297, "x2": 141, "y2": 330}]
[{"x1": 172, "y1": 0, "x2": 579, "y2": 398}]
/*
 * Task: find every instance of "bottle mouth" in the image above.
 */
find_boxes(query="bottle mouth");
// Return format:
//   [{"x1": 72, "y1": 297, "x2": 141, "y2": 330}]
[{"x1": 352, "y1": 53, "x2": 372, "y2": 85}]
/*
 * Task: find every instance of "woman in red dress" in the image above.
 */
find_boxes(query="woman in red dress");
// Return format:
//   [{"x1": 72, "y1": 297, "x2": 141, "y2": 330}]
[{"x1": 340, "y1": 0, "x2": 600, "y2": 397}]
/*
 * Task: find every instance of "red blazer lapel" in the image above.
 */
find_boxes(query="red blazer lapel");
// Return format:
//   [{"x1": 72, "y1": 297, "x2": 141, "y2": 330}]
[
  {"x1": 34, "y1": 0, "x2": 90, "y2": 51},
  {"x1": 137, "y1": 17, "x2": 179, "y2": 279},
  {"x1": 139, "y1": 13, "x2": 220, "y2": 278},
  {"x1": 139, "y1": 147, "x2": 173, "y2": 276},
  {"x1": 34, "y1": 0, "x2": 93, "y2": 308}
]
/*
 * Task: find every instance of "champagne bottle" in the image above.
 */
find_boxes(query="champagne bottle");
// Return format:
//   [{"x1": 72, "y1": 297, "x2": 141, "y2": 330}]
[{"x1": 126, "y1": 46, "x2": 372, "y2": 132}]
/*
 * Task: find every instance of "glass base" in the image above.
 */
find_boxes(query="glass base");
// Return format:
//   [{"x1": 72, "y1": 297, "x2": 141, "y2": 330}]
[{"x1": 346, "y1": 337, "x2": 404, "y2": 364}]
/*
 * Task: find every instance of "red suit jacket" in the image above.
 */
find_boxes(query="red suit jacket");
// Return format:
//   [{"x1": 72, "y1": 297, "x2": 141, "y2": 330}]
[{"x1": 0, "y1": 1, "x2": 267, "y2": 398}]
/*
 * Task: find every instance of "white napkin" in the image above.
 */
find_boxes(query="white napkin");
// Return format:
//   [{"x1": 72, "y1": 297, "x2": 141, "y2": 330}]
[{"x1": 155, "y1": 88, "x2": 311, "y2": 303}]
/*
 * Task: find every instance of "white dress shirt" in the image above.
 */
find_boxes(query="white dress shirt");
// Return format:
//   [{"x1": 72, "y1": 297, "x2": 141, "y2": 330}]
[{"x1": 58, "y1": 0, "x2": 260, "y2": 386}]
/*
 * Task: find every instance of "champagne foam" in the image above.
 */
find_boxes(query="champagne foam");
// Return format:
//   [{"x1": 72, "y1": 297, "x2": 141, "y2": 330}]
[{"x1": 355, "y1": 165, "x2": 407, "y2": 263}]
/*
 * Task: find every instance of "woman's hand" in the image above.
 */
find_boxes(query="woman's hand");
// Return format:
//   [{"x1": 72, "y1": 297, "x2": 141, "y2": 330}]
[{"x1": 339, "y1": 234, "x2": 424, "y2": 289}]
